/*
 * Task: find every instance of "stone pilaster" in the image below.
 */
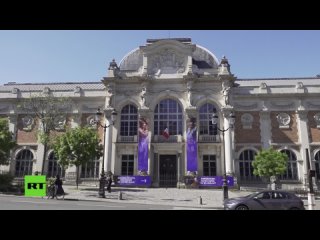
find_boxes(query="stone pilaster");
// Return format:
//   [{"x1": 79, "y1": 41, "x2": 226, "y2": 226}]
[
  {"x1": 259, "y1": 110, "x2": 271, "y2": 149},
  {"x1": 296, "y1": 110, "x2": 310, "y2": 184}
]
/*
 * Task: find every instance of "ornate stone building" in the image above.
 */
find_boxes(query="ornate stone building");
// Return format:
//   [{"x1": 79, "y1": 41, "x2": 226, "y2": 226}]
[{"x1": 1, "y1": 38, "x2": 320, "y2": 189}]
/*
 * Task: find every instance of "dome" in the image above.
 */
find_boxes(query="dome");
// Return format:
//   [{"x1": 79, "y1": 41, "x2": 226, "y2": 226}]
[{"x1": 118, "y1": 38, "x2": 219, "y2": 76}]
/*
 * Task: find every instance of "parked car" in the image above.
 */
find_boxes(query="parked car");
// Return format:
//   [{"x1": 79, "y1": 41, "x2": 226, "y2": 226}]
[{"x1": 224, "y1": 190, "x2": 305, "y2": 210}]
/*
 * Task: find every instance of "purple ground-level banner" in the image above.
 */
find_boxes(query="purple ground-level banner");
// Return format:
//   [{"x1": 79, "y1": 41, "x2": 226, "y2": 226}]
[
  {"x1": 138, "y1": 117, "x2": 149, "y2": 173},
  {"x1": 197, "y1": 176, "x2": 234, "y2": 187},
  {"x1": 117, "y1": 176, "x2": 151, "y2": 187},
  {"x1": 186, "y1": 118, "x2": 197, "y2": 172}
]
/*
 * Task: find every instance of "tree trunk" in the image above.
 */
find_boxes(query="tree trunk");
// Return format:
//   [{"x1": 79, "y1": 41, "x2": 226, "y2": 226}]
[
  {"x1": 76, "y1": 165, "x2": 79, "y2": 189},
  {"x1": 41, "y1": 143, "x2": 47, "y2": 175}
]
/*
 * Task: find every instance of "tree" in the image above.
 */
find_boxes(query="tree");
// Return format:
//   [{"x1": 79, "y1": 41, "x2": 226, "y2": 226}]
[
  {"x1": 18, "y1": 93, "x2": 72, "y2": 174},
  {"x1": 0, "y1": 118, "x2": 16, "y2": 165},
  {"x1": 252, "y1": 148, "x2": 288, "y2": 184},
  {"x1": 53, "y1": 127, "x2": 103, "y2": 189}
]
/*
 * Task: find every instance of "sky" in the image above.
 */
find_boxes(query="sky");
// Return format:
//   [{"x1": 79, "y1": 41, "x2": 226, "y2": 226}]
[{"x1": 0, "y1": 30, "x2": 320, "y2": 85}]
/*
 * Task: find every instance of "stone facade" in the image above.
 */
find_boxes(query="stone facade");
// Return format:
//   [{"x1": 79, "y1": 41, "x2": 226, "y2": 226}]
[{"x1": 1, "y1": 38, "x2": 320, "y2": 189}]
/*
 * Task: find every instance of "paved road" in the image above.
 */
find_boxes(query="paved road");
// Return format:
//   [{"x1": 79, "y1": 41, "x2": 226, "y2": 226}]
[{"x1": 0, "y1": 195, "x2": 208, "y2": 210}]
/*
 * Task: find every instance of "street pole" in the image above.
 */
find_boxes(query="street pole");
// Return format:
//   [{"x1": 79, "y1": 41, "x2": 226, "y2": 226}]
[
  {"x1": 212, "y1": 112, "x2": 235, "y2": 203},
  {"x1": 306, "y1": 148, "x2": 315, "y2": 210},
  {"x1": 221, "y1": 130, "x2": 228, "y2": 201},
  {"x1": 98, "y1": 124, "x2": 107, "y2": 198},
  {"x1": 96, "y1": 108, "x2": 117, "y2": 198}
]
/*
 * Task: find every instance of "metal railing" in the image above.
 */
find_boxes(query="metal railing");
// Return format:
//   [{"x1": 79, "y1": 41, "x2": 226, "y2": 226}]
[
  {"x1": 118, "y1": 135, "x2": 137, "y2": 142},
  {"x1": 153, "y1": 135, "x2": 182, "y2": 143},
  {"x1": 198, "y1": 135, "x2": 220, "y2": 142}
]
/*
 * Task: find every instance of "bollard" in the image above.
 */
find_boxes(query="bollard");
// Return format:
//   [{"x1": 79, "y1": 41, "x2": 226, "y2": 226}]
[
  {"x1": 199, "y1": 196, "x2": 202, "y2": 205},
  {"x1": 118, "y1": 191, "x2": 123, "y2": 200}
]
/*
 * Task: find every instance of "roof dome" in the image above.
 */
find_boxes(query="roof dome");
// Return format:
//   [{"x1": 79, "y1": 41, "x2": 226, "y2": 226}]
[{"x1": 118, "y1": 38, "x2": 219, "y2": 77}]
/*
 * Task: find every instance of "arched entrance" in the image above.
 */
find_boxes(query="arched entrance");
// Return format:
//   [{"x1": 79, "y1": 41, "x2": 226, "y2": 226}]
[{"x1": 159, "y1": 155, "x2": 177, "y2": 187}]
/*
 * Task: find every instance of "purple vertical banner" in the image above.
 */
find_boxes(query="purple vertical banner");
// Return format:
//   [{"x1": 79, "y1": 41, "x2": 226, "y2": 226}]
[
  {"x1": 186, "y1": 117, "x2": 197, "y2": 172},
  {"x1": 138, "y1": 117, "x2": 149, "y2": 173}
]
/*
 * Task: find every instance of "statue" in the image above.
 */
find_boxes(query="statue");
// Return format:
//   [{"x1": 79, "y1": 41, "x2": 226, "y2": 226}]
[
  {"x1": 140, "y1": 87, "x2": 147, "y2": 107},
  {"x1": 222, "y1": 86, "x2": 231, "y2": 106},
  {"x1": 106, "y1": 85, "x2": 113, "y2": 108},
  {"x1": 186, "y1": 82, "x2": 192, "y2": 107}
]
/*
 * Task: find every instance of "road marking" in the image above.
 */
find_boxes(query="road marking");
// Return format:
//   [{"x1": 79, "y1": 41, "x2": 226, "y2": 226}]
[
  {"x1": 173, "y1": 207, "x2": 206, "y2": 210},
  {"x1": 11, "y1": 200, "x2": 55, "y2": 204},
  {"x1": 75, "y1": 203, "x2": 125, "y2": 208}
]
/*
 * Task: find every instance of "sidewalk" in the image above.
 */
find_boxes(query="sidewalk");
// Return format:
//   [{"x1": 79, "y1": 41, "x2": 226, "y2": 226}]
[
  {"x1": 60, "y1": 185, "x2": 320, "y2": 210},
  {"x1": 61, "y1": 185, "x2": 251, "y2": 209}
]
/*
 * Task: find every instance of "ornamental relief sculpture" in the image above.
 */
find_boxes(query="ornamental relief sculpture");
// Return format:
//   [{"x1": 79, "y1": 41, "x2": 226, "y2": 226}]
[
  {"x1": 54, "y1": 115, "x2": 66, "y2": 131},
  {"x1": 276, "y1": 113, "x2": 291, "y2": 128},
  {"x1": 314, "y1": 113, "x2": 320, "y2": 128},
  {"x1": 148, "y1": 48, "x2": 186, "y2": 75},
  {"x1": 22, "y1": 115, "x2": 34, "y2": 131}
]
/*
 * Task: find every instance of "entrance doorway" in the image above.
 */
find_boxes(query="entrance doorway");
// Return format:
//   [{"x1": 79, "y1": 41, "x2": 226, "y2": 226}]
[{"x1": 159, "y1": 155, "x2": 177, "y2": 187}]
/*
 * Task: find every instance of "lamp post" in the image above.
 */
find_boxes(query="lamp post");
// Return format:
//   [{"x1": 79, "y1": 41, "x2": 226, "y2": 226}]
[
  {"x1": 95, "y1": 108, "x2": 117, "y2": 198},
  {"x1": 211, "y1": 111, "x2": 235, "y2": 201}
]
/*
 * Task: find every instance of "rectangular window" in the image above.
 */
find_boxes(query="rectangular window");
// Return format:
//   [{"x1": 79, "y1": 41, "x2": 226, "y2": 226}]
[
  {"x1": 121, "y1": 155, "x2": 134, "y2": 176},
  {"x1": 203, "y1": 155, "x2": 216, "y2": 176}
]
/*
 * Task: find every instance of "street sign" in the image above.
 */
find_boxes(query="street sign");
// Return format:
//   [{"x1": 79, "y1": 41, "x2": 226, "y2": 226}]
[
  {"x1": 198, "y1": 176, "x2": 234, "y2": 187},
  {"x1": 117, "y1": 176, "x2": 151, "y2": 187}
]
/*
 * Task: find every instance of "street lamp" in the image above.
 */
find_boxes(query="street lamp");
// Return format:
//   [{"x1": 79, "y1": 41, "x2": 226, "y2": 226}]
[
  {"x1": 95, "y1": 108, "x2": 117, "y2": 198},
  {"x1": 211, "y1": 111, "x2": 235, "y2": 201}
]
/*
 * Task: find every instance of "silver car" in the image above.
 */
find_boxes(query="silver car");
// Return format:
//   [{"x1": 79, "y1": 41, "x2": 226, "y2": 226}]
[{"x1": 224, "y1": 190, "x2": 305, "y2": 210}]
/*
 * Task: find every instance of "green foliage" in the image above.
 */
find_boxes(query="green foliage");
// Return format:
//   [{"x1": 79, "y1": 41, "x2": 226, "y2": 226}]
[
  {"x1": 53, "y1": 127, "x2": 103, "y2": 168},
  {"x1": 53, "y1": 127, "x2": 103, "y2": 188},
  {"x1": 0, "y1": 173, "x2": 14, "y2": 191},
  {"x1": 0, "y1": 118, "x2": 16, "y2": 165},
  {"x1": 252, "y1": 148, "x2": 288, "y2": 178}
]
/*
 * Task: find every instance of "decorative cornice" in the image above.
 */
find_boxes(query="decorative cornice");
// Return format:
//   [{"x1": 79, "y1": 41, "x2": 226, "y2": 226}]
[
  {"x1": 270, "y1": 101, "x2": 295, "y2": 108},
  {"x1": 234, "y1": 102, "x2": 258, "y2": 110},
  {"x1": 306, "y1": 102, "x2": 320, "y2": 108}
]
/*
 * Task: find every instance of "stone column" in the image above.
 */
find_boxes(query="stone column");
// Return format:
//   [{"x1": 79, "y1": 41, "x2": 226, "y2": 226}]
[
  {"x1": 259, "y1": 110, "x2": 271, "y2": 149},
  {"x1": 296, "y1": 110, "x2": 310, "y2": 185},
  {"x1": 104, "y1": 109, "x2": 114, "y2": 173},
  {"x1": 222, "y1": 108, "x2": 233, "y2": 175}
]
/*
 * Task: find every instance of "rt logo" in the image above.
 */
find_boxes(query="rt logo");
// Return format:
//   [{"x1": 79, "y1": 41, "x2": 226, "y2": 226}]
[{"x1": 24, "y1": 175, "x2": 46, "y2": 197}]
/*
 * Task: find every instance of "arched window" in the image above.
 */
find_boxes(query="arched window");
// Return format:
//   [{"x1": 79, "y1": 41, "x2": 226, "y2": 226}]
[
  {"x1": 280, "y1": 149, "x2": 298, "y2": 180},
  {"x1": 314, "y1": 150, "x2": 320, "y2": 179},
  {"x1": 154, "y1": 99, "x2": 182, "y2": 135},
  {"x1": 239, "y1": 150, "x2": 257, "y2": 180},
  {"x1": 47, "y1": 152, "x2": 65, "y2": 178},
  {"x1": 199, "y1": 103, "x2": 217, "y2": 135},
  {"x1": 120, "y1": 105, "x2": 138, "y2": 136},
  {"x1": 15, "y1": 149, "x2": 33, "y2": 177},
  {"x1": 81, "y1": 158, "x2": 100, "y2": 179}
]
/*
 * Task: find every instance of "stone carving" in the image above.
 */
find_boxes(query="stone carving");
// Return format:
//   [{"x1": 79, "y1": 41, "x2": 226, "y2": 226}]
[
  {"x1": 54, "y1": 115, "x2": 66, "y2": 131},
  {"x1": 87, "y1": 115, "x2": 97, "y2": 128},
  {"x1": 186, "y1": 82, "x2": 192, "y2": 107},
  {"x1": 22, "y1": 115, "x2": 34, "y2": 131},
  {"x1": 260, "y1": 82, "x2": 267, "y2": 89},
  {"x1": 296, "y1": 82, "x2": 304, "y2": 89},
  {"x1": 241, "y1": 113, "x2": 254, "y2": 129},
  {"x1": 106, "y1": 84, "x2": 113, "y2": 108},
  {"x1": 74, "y1": 86, "x2": 81, "y2": 93},
  {"x1": 43, "y1": 87, "x2": 50, "y2": 95},
  {"x1": 276, "y1": 113, "x2": 291, "y2": 128},
  {"x1": 222, "y1": 86, "x2": 231, "y2": 106},
  {"x1": 12, "y1": 88, "x2": 19, "y2": 94},
  {"x1": 149, "y1": 48, "x2": 186, "y2": 75},
  {"x1": 314, "y1": 113, "x2": 320, "y2": 128},
  {"x1": 140, "y1": 86, "x2": 147, "y2": 108}
]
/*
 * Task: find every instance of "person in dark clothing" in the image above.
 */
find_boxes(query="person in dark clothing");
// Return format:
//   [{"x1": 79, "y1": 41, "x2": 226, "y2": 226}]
[
  {"x1": 106, "y1": 175, "x2": 112, "y2": 193},
  {"x1": 53, "y1": 175, "x2": 64, "y2": 198}
]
